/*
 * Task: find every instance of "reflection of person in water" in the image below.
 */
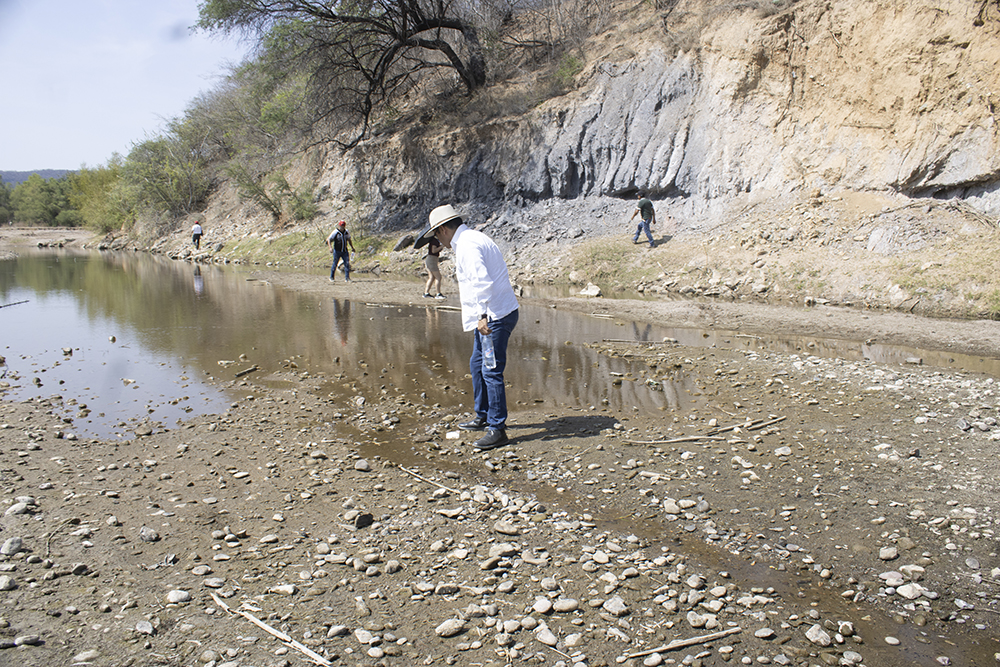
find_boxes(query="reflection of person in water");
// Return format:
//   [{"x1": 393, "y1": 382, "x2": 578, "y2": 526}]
[
  {"x1": 632, "y1": 321, "x2": 652, "y2": 342},
  {"x1": 193, "y1": 266, "x2": 204, "y2": 296},
  {"x1": 332, "y1": 298, "x2": 350, "y2": 345}
]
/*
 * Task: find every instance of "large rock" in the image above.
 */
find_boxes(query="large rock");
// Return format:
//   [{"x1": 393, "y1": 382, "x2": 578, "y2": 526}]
[{"x1": 327, "y1": 0, "x2": 1000, "y2": 233}]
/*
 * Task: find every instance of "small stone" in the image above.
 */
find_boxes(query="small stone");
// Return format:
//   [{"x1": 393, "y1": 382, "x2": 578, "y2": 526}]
[
  {"x1": 0, "y1": 538, "x2": 23, "y2": 556},
  {"x1": 805, "y1": 624, "x2": 832, "y2": 646},
  {"x1": 166, "y1": 590, "x2": 191, "y2": 603},
  {"x1": 879, "y1": 546, "x2": 898, "y2": 561},
  {"x1": 494, "y1": 521, "x2": 519, "y2": 535},
  {"x1": 435, "y1": 618, "x2": 466, "y2": 637},
  {"x1": 355, "y1": 459, "x2": 371, "y2": 472},
  {"x1": 533, "y1": 597, "x2": 553, "y2": 614},
  {"x1": 643, "y1": 653, "x2": 664, "y2": 667},
  {"x1": 553, "y1": 598, "x2": 579, "y2": 612},
  {"x1": 135, "y1": 620, "x2": 155, "y2": 635},
  {"x1": 755, "y1": 628, "x2": 776, "y2": 639},
  {"x1": 884, "y1": 636, "x2": 900, "y2": 646},
  {"x1": 536, "y1": 627, "x2": 558, "y2": 646},
  {"x1": 73, "y1": 650, "x2": 100, "y2": 662},
  {"x1": 896, "y1": 583, "x2": 924, "y2": 600},
  {"x1": 5, "y1": 503, "x2": 29, "y2": 516},
  {"x1": 602, "y1": 595, "x2": 629, "y2": 617},
  {"x1": 0, "y1": 576, "x2": 16, "y2": 591},
  {"x1": 139, "y1": 526, "x2": 160, "y2": 543},
  {"x1": 687, "y1": 611, "x2": 707, "y2": 628},
  {"x1": 842, "y1": 651, "x2": 863, "y2": 664}
]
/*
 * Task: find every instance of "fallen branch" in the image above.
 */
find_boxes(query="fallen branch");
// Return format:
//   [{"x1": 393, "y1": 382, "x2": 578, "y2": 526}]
[
  {"x1": 622, "y1": 626, "x2": 742, "y2": 660},
  {"x1": 628, "y1": 435, "x2": 725, "y2": 445},
  {"x1": 234, "y1": 365, "x2": 258, "y2": 378},
  {"x1": 745, "y1": 416, "x2": 786, "y2": 431},
  {"x1": 397, "y1": 464, "x2": 460, "y2": 495},
  {"x1": 709, "y1": 415, "x2": 786, "y2": 435},
  {"x1": 0, "y1": 299, "x2": 29, "y2": 309},
  {"x1": 211, "y1": 593, "x2": 332, "y2": 666}
]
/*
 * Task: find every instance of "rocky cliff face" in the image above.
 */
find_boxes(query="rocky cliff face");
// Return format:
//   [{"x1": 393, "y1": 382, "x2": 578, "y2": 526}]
[{"x1": 324, "y1": 0, "x2": 1000, "y2": 234}]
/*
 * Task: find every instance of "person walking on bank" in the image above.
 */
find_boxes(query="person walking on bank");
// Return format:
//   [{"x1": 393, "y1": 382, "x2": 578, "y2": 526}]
[
  {"x1": 414, "y1": 204, "x2": 519, "y2": 450},
  {"x1": 192, "y1": 221, "x2": 203, "y2": 250},
  {"x1": 423, "y1": 235, "x2": 445, "y2": 299},
  {"x1": 629, "y1": 192, "x2": 656, "y2": 247},
  {"x1": 326, "y1": 219, "x2": 356, "y2": 282}
]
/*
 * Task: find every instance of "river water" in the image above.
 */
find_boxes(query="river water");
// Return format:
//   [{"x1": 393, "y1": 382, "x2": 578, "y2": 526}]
[
  {"x1": 2, "y1": 249, "x2": 997, "y2": 441},
  {"x1": 3, "y1": 248, "x2": 999, "y2": 665},
  {"x1": 1, "y1": 250, "x2": 692, "y2": 439}
]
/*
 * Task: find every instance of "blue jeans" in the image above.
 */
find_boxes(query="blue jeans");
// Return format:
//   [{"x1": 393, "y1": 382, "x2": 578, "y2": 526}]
[
  {"x1": 470, "y1": 309, "x2": 519, "y2": 430},
  {"x1": 634, "y1": 219, "x2": 654, "y2": 246},
  {"x1": 331, "y1": 250, "x2": 350, "y2": 280}
]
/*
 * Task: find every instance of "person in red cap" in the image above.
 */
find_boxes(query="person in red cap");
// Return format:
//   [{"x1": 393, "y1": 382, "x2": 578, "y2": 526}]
[{"x1": 326, "y1": 219, "x2": 356, "y2": 282}]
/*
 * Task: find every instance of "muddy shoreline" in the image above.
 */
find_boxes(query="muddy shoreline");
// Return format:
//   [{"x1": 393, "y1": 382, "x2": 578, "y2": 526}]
[{"x1": 1, "y1": 229, "x2": 999, "y2": 667}]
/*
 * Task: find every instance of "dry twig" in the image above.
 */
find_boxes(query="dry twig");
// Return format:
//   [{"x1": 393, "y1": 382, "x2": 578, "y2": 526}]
[
  {"x1": 622, "y1": 626, "x2": 742, "y2": 660},
  {"x1": 211, "y1": 593, "x2": 333, "y2": 666}
]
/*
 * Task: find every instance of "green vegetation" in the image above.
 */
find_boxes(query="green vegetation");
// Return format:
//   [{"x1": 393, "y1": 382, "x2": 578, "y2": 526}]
[
  {"x1": 5, "y1": 173, "x2": 78, "y2": 226},
  {"x1": 0, "y1": 176, "x2": 11, "y2": 225},
  {"x1": 2, "y1": 0, "x2": 611, "y2": 236}
]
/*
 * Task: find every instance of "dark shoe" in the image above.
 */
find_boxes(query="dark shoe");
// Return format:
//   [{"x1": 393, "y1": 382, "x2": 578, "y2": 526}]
[
  {"x1": 423, "y1": 293, "x2": 433, "y2": 298},
  {"x1": 474, "y1": 428, "x2": 509, "y2": 450},
  {"x1": 458, "y1": 417, "x2": 487, "y2": 431}
]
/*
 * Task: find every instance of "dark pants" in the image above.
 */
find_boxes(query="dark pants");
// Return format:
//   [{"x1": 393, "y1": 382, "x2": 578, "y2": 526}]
[
  {"x1": 470, "y1": 309, "x2": 519, "y2": 430},
  {"x1": 192, "y1": 234, "x2": 202, "y2": 249},
  {"x1": 331, "y1": 250, "x2": 350, "y2": 280}
]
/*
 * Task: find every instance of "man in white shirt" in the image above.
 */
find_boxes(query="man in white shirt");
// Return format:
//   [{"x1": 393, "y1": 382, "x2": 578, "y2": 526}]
[
  {"x1": 191, "y1": 221, "x2": 203, "y2": 250},
  {"x1": 414, "y1": 204, "x2": 519, "y2": 450}
]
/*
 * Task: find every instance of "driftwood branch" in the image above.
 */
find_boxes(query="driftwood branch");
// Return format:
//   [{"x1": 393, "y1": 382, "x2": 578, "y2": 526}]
[
  {"x1": 709, "y1": 415, "x2": 786, "y2": 435},
  {"x1": 622, "y1": 626, "x2": 742, "y2": 660},
  {"x1": 397, "y1": 464, "x2": 460, "y2": 495},
  {"x1": 0, "y1": 299, "x2": 29, "y2": 309},
  {"x1": 628, "y1": 435, "x2": 725, "y2": 445},
  {"x1": 234, "y1": 365, "x2": 258, "y2": 378},
  {"x1": 210, "y1": 593, "x2": 333, "y2": 666}
]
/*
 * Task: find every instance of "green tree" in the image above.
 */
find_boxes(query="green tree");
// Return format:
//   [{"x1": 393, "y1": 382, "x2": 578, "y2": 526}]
[
  {"x1": 9, "y1": 174, "x2": 83, "y2": 227},
  {"x1": 68, "y1": 158, "x2": 133, "y2": 233},
  {"x1": 0, "y1": 176, "x2": 11, "y2": 225},
  {"x1": 198, "y1": 0, "x2": 488, "y2": 146},
  {"x1": 11, "y1": 174, "x2": 58, "y2": 225},
  {"x1": 121, "y1": 136, "x2": 211, "y2": 217}
]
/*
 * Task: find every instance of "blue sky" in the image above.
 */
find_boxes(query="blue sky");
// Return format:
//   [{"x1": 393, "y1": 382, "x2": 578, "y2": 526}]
[{"x1": 0, "y1": 0, "x2": 249, "y2": 171}]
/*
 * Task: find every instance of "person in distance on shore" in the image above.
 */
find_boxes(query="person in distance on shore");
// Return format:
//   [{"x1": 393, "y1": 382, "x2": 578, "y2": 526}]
[
  {"x1": 629, "y1": 191, "x2": 656, "y2": 248},
  {"x1": 326, "y1": 219, "x2": 356, "y2": 282},
  {"x1": 191, "y1": 220, "x2": 203, "y2": 250},
  {"x1": 422, "y1": 233, "x2": 445, "y2": 299},
  {"x1": 414, "y1": 204, "x2": 519, "y2": 450}
]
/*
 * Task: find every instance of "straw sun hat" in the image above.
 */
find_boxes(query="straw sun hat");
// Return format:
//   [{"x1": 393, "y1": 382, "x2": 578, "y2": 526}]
[{"x1": 414, "y1": 204, "x2": 462, "y2": 249}]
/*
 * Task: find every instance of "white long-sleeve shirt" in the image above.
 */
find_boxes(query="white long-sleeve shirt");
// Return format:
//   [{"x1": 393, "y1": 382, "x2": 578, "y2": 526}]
[{"x1": 451, "y1": 225, "x2": 519, "y2": 332}]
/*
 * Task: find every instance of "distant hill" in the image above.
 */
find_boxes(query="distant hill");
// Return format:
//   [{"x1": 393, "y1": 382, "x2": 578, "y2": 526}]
[{"x1": 0, "y1": 169, "x2": 73, "y2": 187}]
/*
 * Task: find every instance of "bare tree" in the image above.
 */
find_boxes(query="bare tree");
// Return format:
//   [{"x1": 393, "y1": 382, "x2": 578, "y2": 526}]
[{"x1": 199, "y1": 0, "x2": 489, "y2": 146}]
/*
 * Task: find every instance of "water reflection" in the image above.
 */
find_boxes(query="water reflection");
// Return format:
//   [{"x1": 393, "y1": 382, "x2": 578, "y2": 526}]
[{"x1": 1, "y1": 250, "x2": 996, "y2": 442}]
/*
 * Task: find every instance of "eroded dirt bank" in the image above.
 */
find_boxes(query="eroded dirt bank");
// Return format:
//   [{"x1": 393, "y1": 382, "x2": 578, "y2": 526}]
[{"x1": 1, "y1": 233, "x2": 1000, "y2": 667}]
